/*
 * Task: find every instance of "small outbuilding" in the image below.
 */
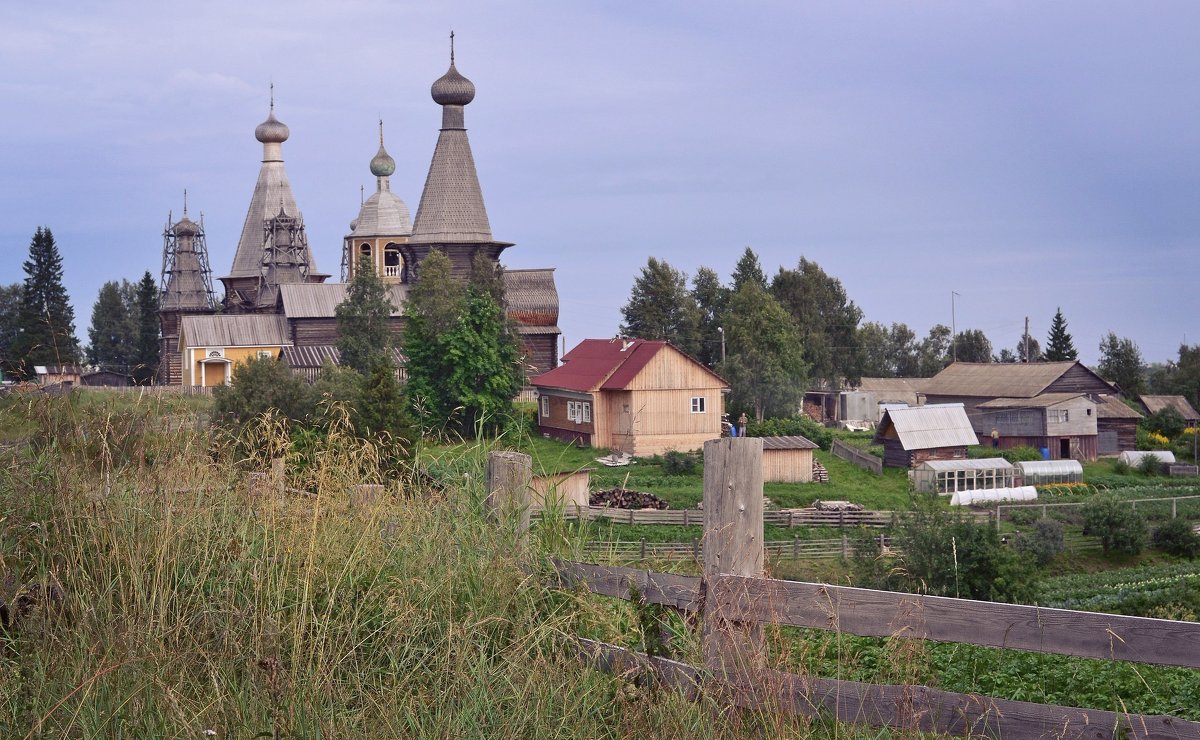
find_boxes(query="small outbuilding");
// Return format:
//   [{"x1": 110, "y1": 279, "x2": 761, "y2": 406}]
[
  {"x1": 80, "y1": 370, "x2": 134, "y2": 387},
  {"x1": 1139, "y1": 395, "x2": 1200, "y2": 426},
  {"x1": 912, "y1": 458, "x2": 1016, "y2": 494},
  {"x1": 1015, "y1": 459, "x2": 1083, "y2": 486},
  {"x1": 760, "y1": 435, "x2": 820, "y2": 483},
  {"x1": 874, "y1": 403, "x2": 979, "y2": 468},
  {"x1": 1095, "y1": 394, "x2": 1142, "y2": 454}
]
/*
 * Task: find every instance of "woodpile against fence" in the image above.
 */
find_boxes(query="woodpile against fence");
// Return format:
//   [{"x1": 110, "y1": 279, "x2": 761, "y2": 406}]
[{"x1": 588, "y1": 487, "x2": 669, "y2": 509}]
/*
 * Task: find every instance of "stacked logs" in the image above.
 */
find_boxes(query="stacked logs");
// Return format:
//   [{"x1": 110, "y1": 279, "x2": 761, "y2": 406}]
[{"x1": 589, "y1": 488, "x2": 669, "y2": 510}]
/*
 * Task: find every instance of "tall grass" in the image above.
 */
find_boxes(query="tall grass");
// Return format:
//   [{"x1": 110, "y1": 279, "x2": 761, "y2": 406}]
[{"x1": 0, "y1": 395, "x2": 838, "y2": 738}]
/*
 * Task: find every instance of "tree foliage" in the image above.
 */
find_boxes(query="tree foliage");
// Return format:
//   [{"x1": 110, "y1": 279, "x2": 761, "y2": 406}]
[
  {"x1": 1082, "y1": 494, "x2": 1147, "y2": 555},
  {"x1": 1044, "y1": 307, "x2": 1078, "y2": 361},
  {"x1": 0, "y1": 283, "x2": 22, "y2": 379},
  {"x1": 87, "y1": 281, "x2": 131, "y2": 372},
  {"x1": 336, "y1": 258, "x2": 396, "y2": 375},
  {"x1": 619, "y1": 257, "x2": 700, "y2": 356},
  {"x1": 918, "y1": 324, "x2": 952, "y2": 376},
  {"x1": 402, "y1": 250, "x2": 521, "y2": 437},
  {"x1": 690, "y1": 266, "x2": 728, "y2": 367},
  {"x1": 951, "y1": 329, "x2": 993, "y2": 364},
  {"x1": 131, "y1": 272, "x2": 160, "y2": 385},
  {"x1": 770, "y1": 257, "x2": 863, "y2": 386},
  {"x1": 730, "y1": 247, "x2": 767, "y2": 291},
  {"x1": 858, "y1": 321, "x2": 919, "y2": 377},
  {"x1": 13, "y1": 227, "x2": 80, "y2": 376},
  {"x1": 1097, "y1": 332, "x2": 1145, "y2": 395},
  {"x1": 1146, "y1": 344, "x2": 1200, "y2": 412},
  {"x1": 719, "y1": 282, "x2": 807, "y2": 422}
]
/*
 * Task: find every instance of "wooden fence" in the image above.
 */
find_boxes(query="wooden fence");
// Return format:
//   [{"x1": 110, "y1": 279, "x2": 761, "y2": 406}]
[
  {"x1": 489, "y1": 440, "x2": 1200, "y2": 737},
  {"x1": 830, "y1": 438, "x2": 883, "y2": 474},
  {"x1": 538, "y1": 505, "x2": 898, "y2": 529},
  {"x1": 995, "y1": 494, "x2": 1200, "y2": 530}
]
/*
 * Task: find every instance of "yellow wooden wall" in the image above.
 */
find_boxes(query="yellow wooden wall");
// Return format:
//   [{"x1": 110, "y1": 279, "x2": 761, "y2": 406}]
[
  {"x1": 763, "y1": 448, "x2": 814, "y2": 483},
  {"x1": 185, "y1": 346, "x2": 282, "y2": 387}
]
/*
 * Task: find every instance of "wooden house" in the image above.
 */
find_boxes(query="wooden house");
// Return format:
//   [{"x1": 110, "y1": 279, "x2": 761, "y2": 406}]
[
  {"x1": 921, "y1": 361, "x2": 1116, "y2": 418},
  {"x1": 1095, "y1": 394, "x2": 1142, "y2": 454},
  {"x1": 531, "y1": 339, "x2": 729, "y2": 456},
  {"x1": 1139, "y1": 395, "x2": 1200, "y2": 426},
  {"x1": 80, "y1": 370, "x2": 133, "y2": 387},
  {"x1": 975, "y1": 393, "x2": 1099, "y2": 461},
  {"x1": 178, "y1": 315, "x2": 290, "y2": 387},
  {"x1": 761, "y1": 435, "x2": 819, "y2": 483},
  {"x1": 874, "y1": 403, "x2": 978, "y2": 468}
]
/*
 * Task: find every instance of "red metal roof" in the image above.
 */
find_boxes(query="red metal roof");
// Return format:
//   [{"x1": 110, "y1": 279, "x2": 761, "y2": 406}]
[{"x1": 530, "y1": 338, "x2": 671, "y2": 392}]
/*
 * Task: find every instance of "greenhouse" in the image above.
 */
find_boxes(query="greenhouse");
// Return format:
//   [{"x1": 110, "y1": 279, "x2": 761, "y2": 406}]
[
  {"x1": 1015, "y1": 459, "x2": 1084, "y2": 486},
  {"x1": 911, "y1": 458, "x2": 1016, "y2": 495},
  {"x1": 950, "y1": 486, "x2": 1038, "y2": 506},
  {"x1": 1118, "y1": 450, "x2": 1176, "y2": 466}
]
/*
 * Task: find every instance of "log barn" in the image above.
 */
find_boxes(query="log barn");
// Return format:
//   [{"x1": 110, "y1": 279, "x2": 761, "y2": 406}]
[{"x1": 874, "y1": 403, "x2": 978, "y2": 468}]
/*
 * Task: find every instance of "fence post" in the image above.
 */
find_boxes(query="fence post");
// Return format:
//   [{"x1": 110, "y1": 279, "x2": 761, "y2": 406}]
[
  {"x1": 486, "y1": 451, "x2": 532, "y2": 547},
  {"x1": 1173, "y1": 498, "x2": 1178, "y2": 519},
  {"x1": 841, "y1": 532, "x2": 849, "y2": 558},
  {"x1": 629, "y1": 508, "x2": 635, "y2": 526},
  {"x1": 640, "y1": 537, "x2": 647, "y2": 559},
  {"x1": 692, "y1": 537, "x2": 699, "y2": 561},
  {"x1": 702, "y1": 437, "x2": 765, "y2": 676},
  {"x1": 792, "y1": 537, "x2": 799, "y2": 559}
]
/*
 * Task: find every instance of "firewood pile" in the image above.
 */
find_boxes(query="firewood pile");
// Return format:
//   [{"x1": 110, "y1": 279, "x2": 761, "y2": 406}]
[{"x1": 589, "y1": 488, "x2": 669, "y2": 509}]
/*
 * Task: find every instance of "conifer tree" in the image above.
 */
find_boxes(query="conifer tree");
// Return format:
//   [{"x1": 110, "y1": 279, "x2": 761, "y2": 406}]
[
  {"x1": 336, "y1": 257, "x2": 397, "y2": 375},
  {"x1": 13, "y1": 227, "x2": 80, "y2": 376},
  {"x1": 131, "y1": 272, "x2": 160, "y2": 385},
  {"x1": 730, "y1": 247, "x2": 767, "y2": 291},
  {"x1": 87, "y1": 281, "x2": 131, "y2": 371},
  {"x1": 1044, "y1": 308, "x2": 1078, "y2": 361},
  {"x1": 0, "y1": 283, "x2": 23, "y2": 380}
]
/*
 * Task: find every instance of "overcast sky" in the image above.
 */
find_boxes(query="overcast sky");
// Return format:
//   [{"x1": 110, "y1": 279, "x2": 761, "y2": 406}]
[{"x1": 2, "y1": 1, "x2": 1197, "y2": 366}]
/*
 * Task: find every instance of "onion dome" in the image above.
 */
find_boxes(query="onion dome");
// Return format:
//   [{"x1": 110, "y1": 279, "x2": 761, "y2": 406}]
[
  {"x1": 255, "y1": 108, "x2": 290, "y2": 144},
  {"x1": 431, "y1": 63, "x2": 475, "y2": 106},
  {"x1": 370, "y1": 142, "x2": 396, "y2": 177}
]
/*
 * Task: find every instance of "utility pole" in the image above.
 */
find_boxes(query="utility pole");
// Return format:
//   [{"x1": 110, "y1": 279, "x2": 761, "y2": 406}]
[
  {"x1": 1024, "y1": 316, "x2": 1030, "y2": 363},
  {"x1": 717, "y1": 326, "x2": 726, "y2": 365},
  {"x1": 951, "y1": 291, "x2": 960, "y2": 363}
]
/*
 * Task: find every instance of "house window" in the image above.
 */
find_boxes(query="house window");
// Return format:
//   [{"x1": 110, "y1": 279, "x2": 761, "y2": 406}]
[
  {"x1": 540, "y1": 396, "x2": 549, "y2": 417},
  {"x1": 567, "y1": 400, "x2": 591, "y2": 424},
  {"x1": 256, "y1": 350, "x2": 273, "y2": 360},
  {"x1": 691, "y1": 396, "x2": 706, "y2": 413}
]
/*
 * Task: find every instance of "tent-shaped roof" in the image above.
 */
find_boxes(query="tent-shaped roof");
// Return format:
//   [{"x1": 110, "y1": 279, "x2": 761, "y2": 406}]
[
  {"x1": 532, "y1": 338, "x2": 727, "y2": 393},
  {"x1": 1095, "y1": 394, "x2": 1143, "y2": 420},
  {"x1": 922, "y1": 361, "x2": 1114, "y2": 398},
  {"x1": 875, "y1": 403, "x2": 978, "y2": 451},
  {"x1": 1139, "y1": 395, "x2": 1200, "y2": 421}
]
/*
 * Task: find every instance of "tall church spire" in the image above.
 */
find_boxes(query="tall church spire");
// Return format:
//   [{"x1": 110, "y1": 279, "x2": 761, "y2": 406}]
[
  {"x1": 410, "y1": 35, "x2": 497, "y2": 245},
  {"x1": 220, "y1": 92, "x2": 328, "y2": 310}
]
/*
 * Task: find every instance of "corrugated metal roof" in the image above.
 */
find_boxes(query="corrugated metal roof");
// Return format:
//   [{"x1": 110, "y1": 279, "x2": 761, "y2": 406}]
[
  {"x1": 180, "y1": 314, "x2": 290, "y2": 347},
  {"x1": 922, "y1": 361, "x2": 1082, "y2": 398},
  {"x1": 876, "y1": 403, "x2": 978, "y2": 451},
  {"x1": 279, "y1": 283, "x2": 407, "y2": 318},
  {"x1": 760, "y1": 435, "x2": 819, "y2": 451},
  {"x1": 855, "y1": 377, "x2": 927, "y2": 394},
  {"x1": 1094, "y1": 395, "x2": 1143, "y2": 419},
  {"x1": 978, "y1": 393, "x2": 1088, "y2": 409},
  {"x1": 917, "y1": 458, "x2": 1014, "y2": 472},
  {"x1": 1140, "y1": 395, "x2": 1200, "y2": 420},
  {"x1": 532, "y1": 338, "x2": 727, "y2": 393}
]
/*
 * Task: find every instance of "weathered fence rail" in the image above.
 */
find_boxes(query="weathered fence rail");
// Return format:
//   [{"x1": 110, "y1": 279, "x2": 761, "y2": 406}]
[
  {"x1": 580, "y1": 535, "x2": 890, "y2": 561},
  {"x1": 830, "y1": 438, "x2": 883, "y2": 474},
  {"x1": 502, "y1": 438, "x2": 1200, "y2": 738},
  {"x1": 537, "y1": 505, "x2": 902, "y2": 528}
]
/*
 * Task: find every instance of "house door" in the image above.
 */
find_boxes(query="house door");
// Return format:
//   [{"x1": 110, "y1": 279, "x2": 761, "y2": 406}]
[{"x1": 1059, "y1": 438, "x2": 1071, "y2": 459}]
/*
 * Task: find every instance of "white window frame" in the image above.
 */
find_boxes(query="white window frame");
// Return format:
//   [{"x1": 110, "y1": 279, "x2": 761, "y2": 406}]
[
  {"x1": 567, "y1": 401, "x2": 577, "y2": 422},
  {"x1": 690, "y1": 396, "x2": 706, "y2": 413},
  {"x1": 540, "y1": 396, "x2": 549, "y2": 417},
  {"x1": 257, "y1": 350, "x2": 273, "y2": 360},
  {"x1": 581, "y1": 401, "x2": 591, "y2": 423}
]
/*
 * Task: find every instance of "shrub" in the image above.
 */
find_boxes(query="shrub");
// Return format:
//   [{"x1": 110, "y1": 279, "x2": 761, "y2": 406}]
[
  {"x1": 661, "y1": 450, "x2": 700, "y2": 476},
  {"x1": 213, "y1": 356, "x2": 315, "y2": 427},
  {"x1": 1015, "y1": 518, "x2": 1066, "y2": 566},
  {"x1": 1152, "y1": 518, "x2": 1200, "y2": 558},
  {"x1": 1144, "y1": 407, "x2": 1186, "y2": 440},
  {"x1": 746, "y1": 414, "x2": 832, "y2": 449},
  {"x1": 1112, "y1": 458, "x2": 1131, "y2": 475},
  {"x1": 1082, "y1": 494, "x2": 1148, "y2": 556},
  {"x1": 1137, "y1": 453, "x2": 1162, "y2": 477}
]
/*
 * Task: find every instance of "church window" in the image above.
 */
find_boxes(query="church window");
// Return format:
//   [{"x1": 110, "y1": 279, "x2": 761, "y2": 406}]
[{"x1": 384, "y1": 244, "x2": 402, "y2": 278}]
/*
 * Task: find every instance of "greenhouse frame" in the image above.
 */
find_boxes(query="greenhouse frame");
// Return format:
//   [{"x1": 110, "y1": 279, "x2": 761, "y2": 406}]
[
  {"x1": 1015, "y1": 459, "x2": 1083, "y2": 485},
  {"x1": 912, "y1": 458, "x2": 1017, "y2": 495}
]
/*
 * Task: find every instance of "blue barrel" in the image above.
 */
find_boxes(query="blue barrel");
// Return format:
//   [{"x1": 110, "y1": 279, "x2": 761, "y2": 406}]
[{"x1": 1040, "y1": 447, "x2": 1050, "y2": 460}]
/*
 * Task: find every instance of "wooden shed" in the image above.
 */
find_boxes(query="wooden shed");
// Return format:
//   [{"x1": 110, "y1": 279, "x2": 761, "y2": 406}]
[
  {"x1": 975, "y1": 393, "x2": 1099, "y2": 461},
  {"x1": 531, "y1": 339, "x2": 729, "y2": 456},
  {"x1": 1095, "y1": 394, "x2": 1142, "y2": 455},
  {"x1": 760, "y1": 435, "x2": 820, "y2": 483},
  {"x1": 530, "y1": 468, "x2": 592, "y2": 512},
  {"x1": 1139, "y1": 395, "x2": 1200, "y2": 426},
  {"x1": 874, "y1": 403, "x2": 978, "y2": 468}
]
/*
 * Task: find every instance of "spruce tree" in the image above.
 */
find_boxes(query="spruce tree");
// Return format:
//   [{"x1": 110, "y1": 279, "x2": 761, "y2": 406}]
[
  {"x1": 13, "y1": 227, "x2": 80, "y2": 377},
  {"x1": 132, "y1": 272, "x2": 160, "y2": 385},
  {"x1": 87, "y1": 281, "x2": 131, "y2": 371},
  {"x1": 730, "y1": 247, "x2": 767, "y2": 291},
  {"x1": 335, "y1": 258, "x2": 396, "y2": 375},
  {"x1": 1044, "y1": 308, "x2": 1078, "y2": 361},
  {"x1": 0, "y1": 283, "x2": 22, "y2": 380}
]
